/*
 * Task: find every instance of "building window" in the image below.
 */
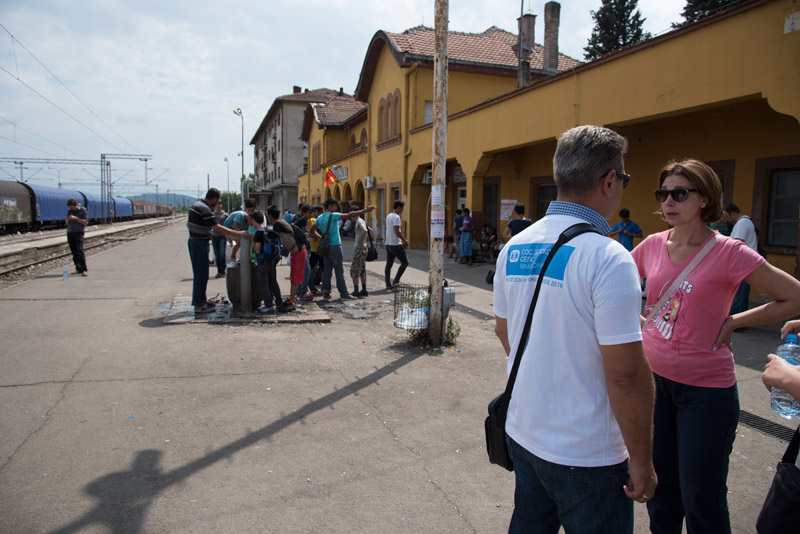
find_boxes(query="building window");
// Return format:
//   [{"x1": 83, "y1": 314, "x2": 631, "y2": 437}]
[
  {"x1": 424, "y1": 101, "x2": 433, "y2": 125},
  {"x1": 278, "y1": 140, "x2": 281, "y2": 152},
  {"x1": 394, "y1": 88, "x2": 401, "y2": 134},
  {"x1": 537, "y1": 185, "x2": 557, "y2": 220},
  {"x1": 376, "y1": 89, "x2": 401, "y2": 150},
  {"x1": 377, "y1": 99, "x2": 386, "y2": 142},
  {"x1": 767, "y1": 170, "x2": 800, "y2": 247},
  {"x1": 360, "y1": 128, "x2": 367, "y2": 146}
]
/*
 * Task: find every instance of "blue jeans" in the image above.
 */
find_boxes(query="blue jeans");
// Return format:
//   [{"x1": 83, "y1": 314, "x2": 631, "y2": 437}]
[
  {"x1": 188, "y1": 237, "x2": 210, "y2": 307},
  {"x1": 647, "y1": 374, "x2": 738, "y2": 534},
  {"x1": 729, "y1": 281, "x2": 750, "y2": 315},
  {"x1": 212, "y1": 235, "x2": 227, "y2": 275},
  {"x1": 507, "y1": 437, "x2": 632, "y2": 534},
  {"x1": 322, "y1": 245, "x2": 350, "y2": 297}
]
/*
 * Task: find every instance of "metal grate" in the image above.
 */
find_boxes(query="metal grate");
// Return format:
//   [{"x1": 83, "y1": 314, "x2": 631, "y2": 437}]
[
  {"x1": 393, "y1": 283, "x2": 430, "y2": 330},
  {"x1": 738, "y1": 410, "x2": 797, "y2": 442}
]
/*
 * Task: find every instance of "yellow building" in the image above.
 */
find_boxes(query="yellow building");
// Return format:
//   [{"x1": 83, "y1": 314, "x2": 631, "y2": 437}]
[{"x1": 303, "y1": 0, "x2": 800, "y2": 279}]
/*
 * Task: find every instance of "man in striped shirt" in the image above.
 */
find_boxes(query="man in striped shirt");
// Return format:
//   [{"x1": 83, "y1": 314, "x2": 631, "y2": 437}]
[{"x1": 188, "y1": 189, "x2": 249, "y2": 313}]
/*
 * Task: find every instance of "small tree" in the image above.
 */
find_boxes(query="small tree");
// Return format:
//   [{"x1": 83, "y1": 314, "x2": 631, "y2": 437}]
[
  {"x1": 674, "y1": 0, "x2": 745, "y2": 27},
  {"x1": 584, "y1": 0, "x2": 652, "y2": 61}
]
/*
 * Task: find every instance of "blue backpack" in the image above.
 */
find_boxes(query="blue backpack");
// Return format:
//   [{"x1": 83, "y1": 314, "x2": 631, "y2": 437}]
[{"x1": 255, "y1": 229, "x2": 281, "y2": 265}]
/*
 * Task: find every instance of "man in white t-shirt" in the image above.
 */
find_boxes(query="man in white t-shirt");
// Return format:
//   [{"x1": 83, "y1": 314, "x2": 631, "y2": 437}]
[
  {"x1": 724, "y1": 203, "x2": 758, "y2": 314},
  {"x1": 384, "y1": 200, "x2": 409, "y2": 289},
  {"x1": 493, "y1": 125, "x2": 656, "y2": 533}
]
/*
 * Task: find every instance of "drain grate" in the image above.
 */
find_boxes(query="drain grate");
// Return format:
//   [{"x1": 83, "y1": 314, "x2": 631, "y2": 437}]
[{"x1": 739, "y1": 410, "x2": 797, "y2": 442}]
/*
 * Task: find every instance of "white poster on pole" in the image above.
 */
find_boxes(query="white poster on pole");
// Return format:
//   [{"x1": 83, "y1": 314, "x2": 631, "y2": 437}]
[
  {"x1": 431, "y1": 185, "x2": 443, "y2": 206},
  {"x1": 501, "y1": 199, "x2": 518, "y2": 221},
  {"x1": 431, "y1": 210, "x2": 445, "y2": 238}
]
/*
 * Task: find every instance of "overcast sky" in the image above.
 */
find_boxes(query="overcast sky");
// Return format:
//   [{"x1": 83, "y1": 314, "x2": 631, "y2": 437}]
[{"x1": 0, "y1": 0, "x2": 684, "y2": 199}]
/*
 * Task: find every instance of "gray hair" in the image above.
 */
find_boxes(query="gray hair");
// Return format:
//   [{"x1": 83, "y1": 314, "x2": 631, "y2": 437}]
[{"x1": 553, "y1": 125, "x2": 628, "y2": 197}]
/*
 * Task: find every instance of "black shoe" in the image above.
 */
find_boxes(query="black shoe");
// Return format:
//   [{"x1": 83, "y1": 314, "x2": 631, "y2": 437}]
[{"x1": 278, "y1": 302, "x2": 296, "y2": 313}]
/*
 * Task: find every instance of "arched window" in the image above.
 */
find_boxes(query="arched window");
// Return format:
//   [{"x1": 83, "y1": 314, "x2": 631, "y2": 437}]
[
  {"x1": 360, "y1": 128, "x2": 367, "y2": 147},
  {"x1": 384, "y1": 96, "x2": 392, "y2": 142},
  {"x1": 378, "y1": 98, "x2": 386, "y2": 142},
  {"x1": 394, "y1": 88, "x2": 401, "y2": 137},
  {"x1": 350, "y1": 134, "x2": 357, "y2": 149}
]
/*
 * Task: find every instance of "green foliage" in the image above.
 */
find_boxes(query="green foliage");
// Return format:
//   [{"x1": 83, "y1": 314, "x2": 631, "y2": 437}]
[
  {"x1": 405, "y1": 318, "x2": 461, "y2": 348},
  {"x1": 673, "y1": 0, "x2": 745, "y2": 27},
  {"x1": 584, "y1": 0, "x2": 652, "y2": 61}
]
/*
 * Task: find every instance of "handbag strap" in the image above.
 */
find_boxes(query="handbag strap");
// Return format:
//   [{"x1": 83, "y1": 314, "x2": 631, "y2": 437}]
[
  {"x1": 503, "y1": 223, "x2": 600, "y2": 397},
  {"x1": 321, "y1": 212, "x2": 333, "y2": 237},
  {"x1": 367, "y1": 227, "x2": 375, "y2": 246},
  {"x1": 642, "y1": 233, "x2": 718, "y2": 330},
  {"x1": 782, "y1": 425, "x2": 800, "y2": 464}
]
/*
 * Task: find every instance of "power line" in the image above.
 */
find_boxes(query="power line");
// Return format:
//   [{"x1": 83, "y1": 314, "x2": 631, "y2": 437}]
[
  {"x1": 0, "y1": 133, "x2": 65, "y2": 158},
  {"x1": 0, "y1": 22, "x2": 139, "y2": 154},
  {"x1": 0, "y1": 116, "x2": 89, "y2": 158}
]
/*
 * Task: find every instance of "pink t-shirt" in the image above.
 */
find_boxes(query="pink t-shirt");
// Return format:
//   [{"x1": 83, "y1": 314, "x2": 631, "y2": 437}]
[{"x1": 631, "y1": 230, "x2": 765, "y2": 387}]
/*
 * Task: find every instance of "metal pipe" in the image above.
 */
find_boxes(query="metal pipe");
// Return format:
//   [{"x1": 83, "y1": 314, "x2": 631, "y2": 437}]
[
  {"x1": 429, "y1": 0, "x2": 448, "y2": 345},
  {"x1": 240, "y1": 235, "x2": 253, "y2": 313}
]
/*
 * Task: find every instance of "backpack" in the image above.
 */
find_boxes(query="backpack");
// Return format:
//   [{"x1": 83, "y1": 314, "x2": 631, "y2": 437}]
[{"x1": 255, "y1": 229, "x2": 281, "y2": 265}]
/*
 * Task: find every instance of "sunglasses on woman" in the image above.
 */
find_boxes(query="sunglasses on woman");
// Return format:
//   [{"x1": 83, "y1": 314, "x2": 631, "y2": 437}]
[{"x1": 654, "y1": 187, "x2": 698, "y2": 202}]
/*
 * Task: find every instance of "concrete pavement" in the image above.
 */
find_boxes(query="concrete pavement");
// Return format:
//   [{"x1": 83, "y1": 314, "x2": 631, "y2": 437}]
[{"x1": 0, "y1": 222, "x2": 795, "y2": 533}]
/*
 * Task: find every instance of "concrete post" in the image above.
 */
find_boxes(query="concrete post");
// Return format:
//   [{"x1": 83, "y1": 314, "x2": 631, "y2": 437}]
[
  {"x1": 429, "y1": 0, "x2": 448, "y2": 345},
  {"x1": 240, "y1": 237, "x2": 253, "y2": 313}
]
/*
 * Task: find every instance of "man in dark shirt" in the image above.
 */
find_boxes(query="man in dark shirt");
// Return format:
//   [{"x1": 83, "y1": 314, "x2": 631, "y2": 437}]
[
  {"x1": 66, "y1": 198, "x2": 89, "y2": 276},
  {"x1": 187, "y1": 189, "x2": 248, "y2": 313},
  {"x1": 502, "y1": 204, "x2": 533, "y2": 242}
]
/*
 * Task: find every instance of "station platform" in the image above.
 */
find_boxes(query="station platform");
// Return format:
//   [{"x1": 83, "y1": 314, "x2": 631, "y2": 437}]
[{"x1": 0, "y1": 220, "x2": 795, "y2": 533}]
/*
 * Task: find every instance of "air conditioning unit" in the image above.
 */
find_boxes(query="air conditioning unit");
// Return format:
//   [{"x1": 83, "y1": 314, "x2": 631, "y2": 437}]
[{"x1": 364, "y1": 176, "x2": 376, "y2": 190}]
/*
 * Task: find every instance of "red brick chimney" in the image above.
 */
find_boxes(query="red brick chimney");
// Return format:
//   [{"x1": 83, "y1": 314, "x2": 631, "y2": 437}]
[{"x1": 293, "y1": 86, "x2": 301, "y2": 94}]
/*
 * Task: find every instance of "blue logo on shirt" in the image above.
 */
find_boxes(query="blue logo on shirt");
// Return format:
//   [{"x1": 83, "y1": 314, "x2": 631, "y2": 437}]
[{"x1": 505, "y1": 243, "x2": 575, "y2": 280}]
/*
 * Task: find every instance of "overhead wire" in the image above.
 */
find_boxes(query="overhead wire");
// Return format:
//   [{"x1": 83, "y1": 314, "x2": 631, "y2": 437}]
[
  {"x1": 0, "y1": 23, "x2": 136, "y2": 154},
  {"x1": 0, "y1": 116, "x2": 90, "y2": 158}
]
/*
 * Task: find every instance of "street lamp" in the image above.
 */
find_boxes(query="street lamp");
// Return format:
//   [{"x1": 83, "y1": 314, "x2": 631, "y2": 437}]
[
  {"x1": 223, "y1": 157, "x2": 230, "y2": 212},
  {"x1": 233, "y1": 108, "x2": 244, "y2": 208}
]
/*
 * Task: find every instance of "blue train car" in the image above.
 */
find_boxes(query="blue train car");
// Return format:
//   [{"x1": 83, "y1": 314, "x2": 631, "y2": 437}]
[
  {"x1": 23, "y1": 183, "x2": 84, "y2": 227},
  {"x1": 79, "y1": 191, "x2": 110, "y2": 222},
  {"x1": 112, "y1": 196, "x2": 133, "y2": 219},
  {"x1": 0, "y1": 181, "x2": 33, "y2": 233}
]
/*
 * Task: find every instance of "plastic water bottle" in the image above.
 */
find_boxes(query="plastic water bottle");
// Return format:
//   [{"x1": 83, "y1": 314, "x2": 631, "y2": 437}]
[
  {"x1": 771, "y1": 334, "x2": 800, "y2": 419},
  {"x1": 62, "y1": 263, "x2": 69, "y2": 281}
]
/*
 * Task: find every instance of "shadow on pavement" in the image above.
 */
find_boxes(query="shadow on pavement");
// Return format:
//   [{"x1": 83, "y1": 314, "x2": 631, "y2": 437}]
[{"x1": 48, "y1": 350, "x2": 425, "y2": 534}]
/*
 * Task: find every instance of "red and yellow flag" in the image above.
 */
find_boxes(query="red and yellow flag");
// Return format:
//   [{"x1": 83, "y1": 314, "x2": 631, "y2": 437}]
[{"x1": 324, "y1": 167, "x2": 337, "y2": 186}]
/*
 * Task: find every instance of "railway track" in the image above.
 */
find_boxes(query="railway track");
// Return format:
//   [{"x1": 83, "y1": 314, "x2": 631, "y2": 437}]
[{"x1": 0, "y1": 217, "x2": 183, "y2": 288}]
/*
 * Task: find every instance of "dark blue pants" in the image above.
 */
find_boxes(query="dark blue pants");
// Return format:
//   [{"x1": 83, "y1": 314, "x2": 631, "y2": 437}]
[
  {"x1": 729, "y1": 281, "x2": 750, "y2": 315},
  {"x1": 385, "y1": 244, "x2": 408, "y2": 286},
  {"x1": 67, "y1": 232, "x2": 87, "y2": 273},
  {"x1": 507, "y1": 437, "x2": 633, "y2": 534},
  {"x1": 647, "y1": 374, "x2": 739, "y2": 534},
  {"x1": 212, "y1": 235, "x2": 227, "y2": 275},
  {"x1": 188, "y1": 237, "x2": 210, "y2": 307}
]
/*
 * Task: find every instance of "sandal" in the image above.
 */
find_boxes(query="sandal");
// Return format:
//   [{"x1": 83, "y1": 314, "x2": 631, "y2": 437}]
[{"x1": 194, "y1": 304, "x2": 216, "y2": 314}]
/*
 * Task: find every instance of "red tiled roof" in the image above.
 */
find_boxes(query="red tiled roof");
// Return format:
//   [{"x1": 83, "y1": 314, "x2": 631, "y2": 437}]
[
  {"x1": 277, "y1": 88, "x2": 341, "y2": 103},
  {"x1": 313, "y1": 95, "x2": 367, "y2": 126},
  {"x1": 385, "y1": 26, "x2": 581, "y2": 72}
]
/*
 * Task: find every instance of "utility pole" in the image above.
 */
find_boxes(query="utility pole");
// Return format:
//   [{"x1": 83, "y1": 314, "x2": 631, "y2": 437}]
[{"x1": 429, "y1": 0, "x2": 449, "y2": 345}]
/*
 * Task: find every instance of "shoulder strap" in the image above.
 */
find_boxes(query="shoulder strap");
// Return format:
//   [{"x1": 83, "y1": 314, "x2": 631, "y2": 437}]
[
  {"x1": 643, "y1": 234, "x2": 718, "y2": 330},
  {"x1": 503, "y1": 223, "x2": 600, "y2": 397},
  {"x1": 322, "y1": 212, "x2": 333, "y2": 236}
]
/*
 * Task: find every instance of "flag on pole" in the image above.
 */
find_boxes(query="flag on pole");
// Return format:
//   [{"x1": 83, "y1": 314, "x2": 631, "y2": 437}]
[{"x1": 325, "y1": 167, "x2": 337, "y2": 186}]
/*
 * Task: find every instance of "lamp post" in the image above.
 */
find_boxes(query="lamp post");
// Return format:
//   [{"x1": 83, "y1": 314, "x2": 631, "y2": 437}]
[
  {"x1": 224, "y1": 157, "x2": 230, "y2": 212},
  {"x1": 233, "y1": 108, "x2": 244, "y2": 209}
]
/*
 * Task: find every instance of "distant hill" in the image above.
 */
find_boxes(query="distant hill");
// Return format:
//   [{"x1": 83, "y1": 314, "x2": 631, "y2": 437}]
[{"x1": 127, "y1": 193, "x2": 197, "y2": 208}]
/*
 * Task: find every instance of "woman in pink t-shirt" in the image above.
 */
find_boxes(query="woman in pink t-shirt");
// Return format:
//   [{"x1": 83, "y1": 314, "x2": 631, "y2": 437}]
[{"x1": 631, "y1": 159, "x2": 800, "y2": 533}]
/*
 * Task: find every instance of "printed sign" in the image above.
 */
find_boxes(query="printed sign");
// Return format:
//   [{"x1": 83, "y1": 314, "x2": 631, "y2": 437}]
[
  {"x1": 505, "y1": 243, "x2": 576, "y2": 281},
  {"x1": 431, "y1": 185, "x2": 443, "y2": 206},
  {"x1": 500, "y1": 199, "x2": 517, "y2": 221},
  {"x1": 431, "y1": 210, "x2": 445, "y2": 238}
]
